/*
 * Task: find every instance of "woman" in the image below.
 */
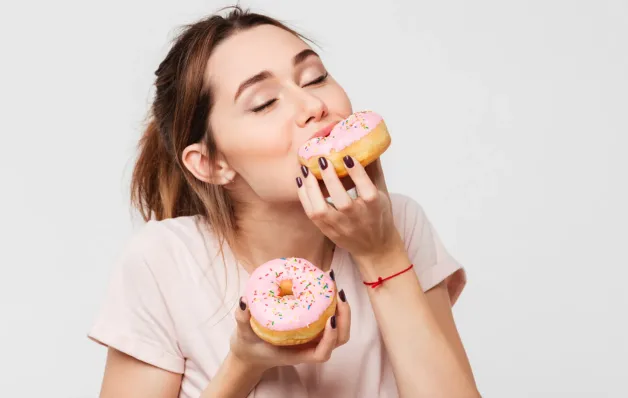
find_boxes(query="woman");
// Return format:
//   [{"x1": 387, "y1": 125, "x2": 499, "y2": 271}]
[{"x1": 89, "y1": 6, "x2": 478, "y2": 398}]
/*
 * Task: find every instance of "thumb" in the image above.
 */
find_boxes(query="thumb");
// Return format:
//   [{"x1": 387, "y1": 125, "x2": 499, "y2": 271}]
[{"x1": 235, "y1": 296, "x2": 256, "y2": 340}]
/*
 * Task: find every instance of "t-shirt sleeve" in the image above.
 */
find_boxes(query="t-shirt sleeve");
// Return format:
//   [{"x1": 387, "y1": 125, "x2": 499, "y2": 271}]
[
  {"x1": 88, "y1": 223, "x2": 184, "y2": 374},
  {"x1": 394, "y1": 194, "x2": 467, "y2": 305}
]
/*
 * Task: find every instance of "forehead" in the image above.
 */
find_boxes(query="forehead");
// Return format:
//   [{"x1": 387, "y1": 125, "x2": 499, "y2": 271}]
[{"x1": 206, "y1": 24, "x2": 310, "y2": 98}]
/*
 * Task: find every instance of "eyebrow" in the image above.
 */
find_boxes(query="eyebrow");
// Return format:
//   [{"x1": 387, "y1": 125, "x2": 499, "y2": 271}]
[{"x1": 233, "y1": 49, "x2": 320, "y2": 102}]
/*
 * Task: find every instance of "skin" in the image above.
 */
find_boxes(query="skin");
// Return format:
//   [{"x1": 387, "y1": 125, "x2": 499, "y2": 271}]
[{"x1": 99, "y1": 24, "x2": 480, "y2": 397}]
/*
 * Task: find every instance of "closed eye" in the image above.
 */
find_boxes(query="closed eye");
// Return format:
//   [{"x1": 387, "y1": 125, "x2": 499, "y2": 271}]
[
  {"x1": 251, "y1": 99, "x2": 277, "y2": 113},
  {"x1": 250, "y1": 72, "x2": 329, "y2": 113},
  {"x1": 303, "y1": 72, "x2": 329, "y2": 87}
]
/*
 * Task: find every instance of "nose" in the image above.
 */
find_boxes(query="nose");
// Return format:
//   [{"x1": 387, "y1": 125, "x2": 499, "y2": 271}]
[{"x1": 294, "y1": 89, "x2": 328, "y2": 128}]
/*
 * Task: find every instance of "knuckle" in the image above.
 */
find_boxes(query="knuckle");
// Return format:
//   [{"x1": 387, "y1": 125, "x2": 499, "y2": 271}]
[
  {"x1": 325, "y1": 230, "x2": 341, "y2": 240},
  {"x1": 361, "y1": 193, "x2": 378, "y2": 203},
  {"x1": 308, "y1": 209, "x2": 327, "y2": 220},
  {"x1": 314, "y1": 350, "x2": 332, "y2": 363},
  {"x1": 235, "y1": 311, "x2": 248, "y2": 324},
  {"x1": 334, "y1": 201, "x2": 353, "y2": 212}
]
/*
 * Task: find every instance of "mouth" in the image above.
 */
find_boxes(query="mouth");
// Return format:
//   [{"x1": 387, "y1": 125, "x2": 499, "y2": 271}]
[{"x1": 309, "y1": 120, "x2": 340, "y2": 141}]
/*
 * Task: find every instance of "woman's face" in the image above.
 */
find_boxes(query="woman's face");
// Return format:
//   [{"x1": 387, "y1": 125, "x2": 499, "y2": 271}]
[{"x1": 206, "y1": 24, "x2": 353, "y2": 202}]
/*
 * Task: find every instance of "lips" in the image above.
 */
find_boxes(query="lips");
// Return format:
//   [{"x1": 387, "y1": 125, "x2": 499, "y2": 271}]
[
  {"x1": 298, "y1": 120, "x2": 342, "y2": 159},
  {"x1": 309, "y1": 121, "x2": 339, "y2": 141}
]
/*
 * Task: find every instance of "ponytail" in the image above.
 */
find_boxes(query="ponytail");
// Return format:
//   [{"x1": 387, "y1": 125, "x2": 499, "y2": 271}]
[{"x1": 131, "y1": 119, "x2": 203, "y2": 221}]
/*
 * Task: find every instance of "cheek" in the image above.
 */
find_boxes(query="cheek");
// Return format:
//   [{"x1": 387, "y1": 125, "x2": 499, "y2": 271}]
[
  {"x1": 325, "y1": 79, "x2": 353, "y2": 115},
  {"x1": 216, "y1": 119, "x2": 295, "y2": 187},
  {"x1": 219, "y1": 117, "x2": 293, "y2": 159}
]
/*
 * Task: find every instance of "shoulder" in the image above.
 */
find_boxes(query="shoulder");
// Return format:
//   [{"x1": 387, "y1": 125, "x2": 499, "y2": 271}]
[
  {"x1": 116, "y1": 215, "x2": 220, "y2": 278},
  {"x1": 127, "y1": 215, "x2": 214, "y2": 252},
  {"x1": 388, "y1": 192, "x2": 467, "y2": 301},
  {"x1": 388, "y1": 192, "x2": 437, "y2": 255}
]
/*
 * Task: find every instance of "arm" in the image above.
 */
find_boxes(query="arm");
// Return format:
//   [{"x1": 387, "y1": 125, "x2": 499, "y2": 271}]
[
  {"x1": 100, "y1": 348, "x2": 264, "y2": 398},
  {"x1": 356, "y1": 249, "x2": 479, "y2": 398},
  {"x1": 99, "y1": 348, "x2": 182, "y2": 398},
  {"x1": 295, "y1": 157, "x2": 478, "y2": 396}
]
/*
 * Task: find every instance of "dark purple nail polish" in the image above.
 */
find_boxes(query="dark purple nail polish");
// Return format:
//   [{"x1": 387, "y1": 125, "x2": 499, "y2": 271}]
[
  {"x1": 239, "y1": 297, "x2": 246, "y2": 311},
  {"x1": 318, "y1": 157, "x2": 328, "y2": 170},
  {"x1": 339, "y1": 289, "x2": 346, "y2": 303},
  {"x1": 343, "y1": 156, "x2": 354, "y2": 168},
  {"x1": 301, "y1": 165, "x2": 309, "y2": 177},
  {"x1": 330, "y1": 315, "x2": 337, "y2": 329},
  {"x1": 329, "y1": 270, "x2": 335, "y2": 281},
  {"x1": 296, "y1": 176, "x2": 303, "y2": 188}
]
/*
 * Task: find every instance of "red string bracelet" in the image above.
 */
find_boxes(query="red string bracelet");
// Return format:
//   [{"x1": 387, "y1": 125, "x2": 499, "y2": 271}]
[{"x1": 363, "y1": 264, "x2": 414, "y2": 288}]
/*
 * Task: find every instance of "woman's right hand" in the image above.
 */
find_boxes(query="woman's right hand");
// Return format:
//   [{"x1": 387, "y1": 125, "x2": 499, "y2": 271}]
[{"x1": 230, "y1": 291, "x2": 351, "y2": 371}]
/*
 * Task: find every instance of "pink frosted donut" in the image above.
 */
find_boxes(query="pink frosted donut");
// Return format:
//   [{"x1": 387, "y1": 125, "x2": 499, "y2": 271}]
[
  {"x1": 298, "y1": 110, "x2": 391, "y2": 179},
  {"x1": 245, "y1": 257, "x2": 337, "y2": 346}
]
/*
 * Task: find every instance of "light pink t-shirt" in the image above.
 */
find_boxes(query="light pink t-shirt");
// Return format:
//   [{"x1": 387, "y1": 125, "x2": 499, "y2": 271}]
[{"x1": 88, "y1": 193, "x2": 466, "y2": 397}]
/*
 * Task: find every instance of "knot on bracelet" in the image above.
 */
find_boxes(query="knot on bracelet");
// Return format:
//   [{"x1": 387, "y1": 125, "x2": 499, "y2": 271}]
[
  {"x1": 363, "y1": 264, "x2": 414, "y2": 289},
  {"x1": 371, "y1": 277, "x2": 384, "y2": 288}
]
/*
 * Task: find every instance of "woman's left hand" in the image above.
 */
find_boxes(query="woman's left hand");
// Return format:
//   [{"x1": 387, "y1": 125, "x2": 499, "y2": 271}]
[{"x1": 296, "y1": 156, "x2": 405, "y2": 264}]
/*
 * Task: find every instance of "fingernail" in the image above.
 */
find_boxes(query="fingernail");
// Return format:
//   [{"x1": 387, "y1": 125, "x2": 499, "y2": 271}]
[
  {"x1": 339, "y1": 289, "x2": 346, "y2": 303},
  {"x1": 329, "y1": 269, "x2": 335, "y2": 281},
  {"x1": 239, "y1": 297, "x2": 246, "y2": 311},
  {"x1": 296, "y1": 176, "x2": 303, "y2": 188},
  {"x1": 301, "y1": 165, "x2": 309, "y2": 177},
  {"x1": 318, "y1": 157, "x2": 328, "y2": 170},
  {"x1": 343, "y1": 156, "x2": 354, "y2": 168},
  {"x1": 330, "y1": 315, "x2": 337, "y2": 329}
]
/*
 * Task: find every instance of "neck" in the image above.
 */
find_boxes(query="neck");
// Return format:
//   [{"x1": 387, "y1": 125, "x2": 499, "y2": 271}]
[{"x1": 231, "y1": 200, "x2": 335, "y2": 273}]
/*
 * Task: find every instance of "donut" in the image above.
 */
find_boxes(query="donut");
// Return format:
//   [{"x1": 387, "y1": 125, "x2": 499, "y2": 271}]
[
  {"x1": 245, "y1": 257, "x2": 337, "y2": 346},
  {"x1": 298, "y1": 110, "x2": 391, "y2": 179}
]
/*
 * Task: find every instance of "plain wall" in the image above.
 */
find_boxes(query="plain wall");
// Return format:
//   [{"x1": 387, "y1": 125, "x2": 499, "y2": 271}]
[{"x1": 0, "y1": 0, "x2": 626, "y2": 396}]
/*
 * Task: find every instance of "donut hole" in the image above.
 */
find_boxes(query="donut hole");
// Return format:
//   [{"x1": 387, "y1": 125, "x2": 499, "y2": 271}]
[{"x1": 278, "y1": 279, "x2": 294, "y2": 297}]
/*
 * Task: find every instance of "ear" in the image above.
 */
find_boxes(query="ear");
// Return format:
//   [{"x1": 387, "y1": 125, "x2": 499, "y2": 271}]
[{"x1": 181, "y1": 143, "x2": 236, "y2": 185}]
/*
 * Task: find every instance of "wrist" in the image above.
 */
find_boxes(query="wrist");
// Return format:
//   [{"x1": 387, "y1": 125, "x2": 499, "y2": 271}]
[
  {"x1": 353, "y1": 242, "x2": 410, "y2": 281},
  {"x1": 227, "y1": 351, "x2": 269, "y2": 376}
]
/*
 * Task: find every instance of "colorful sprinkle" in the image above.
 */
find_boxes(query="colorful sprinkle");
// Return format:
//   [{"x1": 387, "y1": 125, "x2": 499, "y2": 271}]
[{"x1": 245, "y1": 257, "x2": 336, "y2": 332}]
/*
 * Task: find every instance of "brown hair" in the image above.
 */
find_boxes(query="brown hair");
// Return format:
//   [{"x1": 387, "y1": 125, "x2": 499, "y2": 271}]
[{"x1": 131, "y1": 6, "x2": 308, "y2": 247}]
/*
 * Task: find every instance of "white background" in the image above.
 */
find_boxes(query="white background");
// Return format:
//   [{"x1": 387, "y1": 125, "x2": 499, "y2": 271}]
[{"x1": 1, "y1": 0, "x2": 627, "y2": 397}]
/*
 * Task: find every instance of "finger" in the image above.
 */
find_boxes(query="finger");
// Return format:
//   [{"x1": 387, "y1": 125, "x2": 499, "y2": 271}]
[
  {"x1": 335, "y1": 289, "x2": 351, "y2": 347},
  {"x1": 342, "y1": 155, "x2": 379, "y2": 203},
  {"x1": 301, "y1": 165, "x2": 335, "y2": 220},
  {"x1": 234, "y1": 296, "x2": 257, "y2": 341},
  {"x1": 318, "y1": 157, "x2": 353, "y2": 211},
  {"x1": 296, "y1": 174, "x2": 313, "y2": 215},
  {"x1": 288, "y1": 315, "x2": 338, "y2": 364},
  {"x1": 311, "y1": 315, "x2": 339, "y2": 363},
  {"x1": 365, "y1": 158, "x2": 388, "y2": 193}
]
